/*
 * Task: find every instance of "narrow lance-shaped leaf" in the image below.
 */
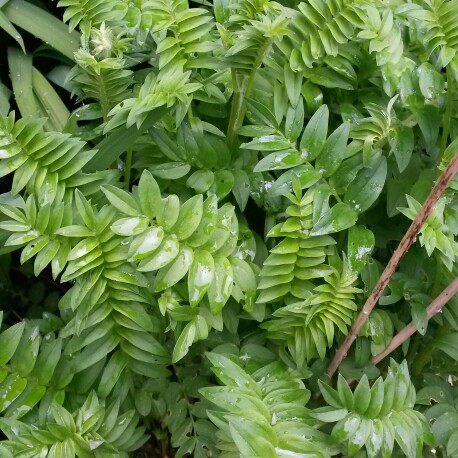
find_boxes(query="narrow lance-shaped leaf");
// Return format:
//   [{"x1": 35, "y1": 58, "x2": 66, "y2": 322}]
[
  {"x1": 0, "y1": 11, "x2": 25, "y2": 52},
  {"x1": 188, "y1": 250, "x2": 215, "y2": 307},
  {"x1": 3, "y1": 0, "x2": 80, "y2": 60},
  {"x1": 154, "y1": 246, "x2": 194, "y2": 291},
  {"x1": 208, "y1": 255, "x2": 233, "y2": 314},
  {"x1": 315, "y1": 122, "x2": 350, "y2": 178},
  {"x1": 138, "y1": 170, "x2": 161, "y2": 219},
  {"x1": 344, "y1": 155, "x2": 387, "y2": 213},
  {"x1": 347, "y1": 226, "x2": 375, "y2": 273},
  {"x1": 7, "y1": 49, "x2": 42, "y2": 121},
  {"x1": 300, "y1": 104, "x2": 329, "y2": 161},
  {"x1": 32, "y1": 68, "x2": 70, "y2": 132},
  {"x1": 173, "y1": 319, "x2": 196, "y2": 363}
]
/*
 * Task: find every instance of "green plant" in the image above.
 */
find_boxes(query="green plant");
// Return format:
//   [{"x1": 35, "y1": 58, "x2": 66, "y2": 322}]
[{"x1": 0, "y1": 0, "x2": 458, "y2": 456}]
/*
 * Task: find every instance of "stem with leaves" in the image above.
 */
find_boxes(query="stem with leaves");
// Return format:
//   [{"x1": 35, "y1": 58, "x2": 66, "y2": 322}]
[
  {"x1": 371, "y1": 276, "x2": 458, "y2": 365},
  {"x1": 226, "y1": 38, "x2": 274, "y2": 148},
  {"x1": 440, "y1": 66, "x2": 454, "y2": 156},
  {"x1": 327, "y1": 151, "x2": 458, "y2": 379}
]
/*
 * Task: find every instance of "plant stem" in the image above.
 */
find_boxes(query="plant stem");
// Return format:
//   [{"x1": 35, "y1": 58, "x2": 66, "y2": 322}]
[
  {"x1": 124, "y1": 146, "x2": 133, "y2": 190},
  {"x1": 160, "y1": 438, "x2": 169, "y2": 458},
  {"x1": 371, "y1": 277, "x2": 458, "y2": 365},
  {"x1": 440, "y1": 66, "x2": 453, "y2": 157},
  {"x1": 227, "y1": 82, "x2": 246, "y2": 148},
  {"x1": 96, "y1": 72, "x2": 110, "y2": 124},
  {"x1": 326, "y1": 150, "x2": 458, "y2": 379},
  {"x1": 226, "y1": 38, "x2": 274, "y2": 148}
]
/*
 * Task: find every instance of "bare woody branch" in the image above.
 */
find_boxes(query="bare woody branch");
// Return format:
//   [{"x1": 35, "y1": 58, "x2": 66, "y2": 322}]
[
  {"x1": 327, "y1": 151, "x2": 458, "y2": 379},
  {"x1": 371, "y1": 276, "x2": 458, "y2": 365}
]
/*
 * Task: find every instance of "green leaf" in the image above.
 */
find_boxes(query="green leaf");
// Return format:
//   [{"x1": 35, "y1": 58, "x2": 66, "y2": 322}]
[
  {"x1": 336, "y1": 374, "x2": 354, "y2": 409},
  {"x1": 209, "y1": 170, "x2": 234, "y2": 199},
  {"x1": 353, "y1": 375, "x2": 371, "y2": 415},
  {"x1": 74, "y1": 190, "x2": 95, "y2": 228},
  {"x1": 188, "y1": 250, "x2": 215, "y2": 307},
  {"x1": 173, "y1": 195, "x2": 203, "y2": 240},
  {"x1": 102, "y1": 185, "x2": 140, "y2": 216},
  {"x1": 4, "y1": 382, "x2": 46, "y2": 419},
  {"x1": 0, "y1": 322, "x2": 25, "y2": 366},
  {"x1": 200, "y1": 387, "x2": 270, "y2": 420},
  {"x1": 98, "y1": 352, "x2": 129, "y2": 398},
  {"x1": 364, "y1": 378, "x2": 384, "y2": 419},
  {"x1": 254, "y1": 150, "x2": 303, "y2": 172},
  {"x1": 389, "y1": 125, "x2": 414, "y2": 173},
  {"x1": 231, "y1": 257, "x2": 257, "y2": 295},
  {"x1": 228, "y1": 416, "x2": 277, "y2": 458},
  {"x1": 411, "y1": 299, "x2": 428, "y2": 336},
  {"x1": 187, "y1": 195, "x2": 218, "y2": 247},
  {"x1": 72, "y1": 334, "x2": 119, "y2": 373},
  {"x1": 173, "y1": 319, "x2": 196, "y2": 363},
  {"x1": 104, "y1": 267, "x2": 148, "y2": 287},
  {"x1": 300, "y1": 104, "x2": 329, "y2": 161},
  {"x1": 10, "y1": 326, "x2": 41, "y2": 377},
  {"x1": 213, "y1": 0, "x2": 229, "y2": 22},
  {"x1": 309, "y1": 407, "x2": 349, "y2": 422},
  {"x1": 241, "y1": 135, "x2": 292, "y2": 151},
  {"x1": 56, "y1": 225, "x2": 93, "y2": 237},
  {"x1": 154, "y1": 246, "x2": 194, "y2": 291},
  {"x1": 150, "y1": 162, "x2": 191, "y2": 180},
  {"x1": 447, "y1": 430, "x2": 458, "y2": 456},
  {"x1": 435, "y1": 333, "x2": 458, "y2": 361},
  {"x1": 431, "y1": 411, "x2": 458, "y2": 445},
  {"x1": 232, "y1": 170, "x2": 250, "y2": 211},
  {"x1": 205, "y1": 353, "x2": 260, "y2": 394},
  {"x1": 347, "y1": 226, "x2": 375, "y2": 273},
  {"x1": 32, "y1": 338, "x2": 62, "y2": 386},
  {"x1": 285, "y1": 100, "x2": 304, "y2": 142},
  {"x1": 138, "y1": 235, "x2": 180, "y2": 271},
  {"x1": 311, "y1": 203, "x2": 357, "y2": 236},
  {"x1": 128, "y1": 226, "x2": 165, "y2": 261},
  {"x1": 138, "y1": 170, "x2": 162, "y2": 219},
  {"x1": 318, "y1": 380, "x2": 343, "y2": 409},
  {"x1": 366, "y1": 418, "x2": 384, "y2": 457},
  {"x1": 0, "y1": 374, "x2": 27, "y2": 413},
  {"x1": 0, "y1": 11, "x2": 24, "y2": 52},
  {"x1": 414, "y1": 104, "x2": 440, "y2": 149},
  {"x1": 7, "y1": 49, "x2": 42, "y2": 121},
  {"x1": 268, "y1": 165, "x2": 321, "y2": 197},
  {"x1": 314, "y1": 122, "x2": 350, "y2": 177},
  {"x1": 347, "y1": 417, "x2": 371, "y2": 455},
  {"x1": 157, "y1": 195, "x2": 180, "y2": 231},
  {"x1": 344, "y1": 155, "x2": 387, "y2": 213},
  {"x1": 4, "y1": 0, "x2": 79, "y2": 59},
  {"x1": 51, "y1": 403, "x2": 76, "y2": 433},
  {"x1": 208, "y1": 254, "x2": 233, "y2": 314},
  {"x1": 111, "y1": 216, "x2": 149, "y2": 236},
  {"x1": 309, "y1": 67, "x2": 353, "y2": 90},
  {"x1": 332, "y1": 413, "x2": 360, "y2": 443},
  {"x1": 186, "y1": 169, "x2": 215, "y2": 194},
  {"x1": 418, "y1": 63, "x2": 444, "y2": 100},
  {"x1": 32, "y1": 68, "x2": 70, "y2": 132},
  {"x1": 0, "y1": 81, "x2": 12, "y2": 116}
]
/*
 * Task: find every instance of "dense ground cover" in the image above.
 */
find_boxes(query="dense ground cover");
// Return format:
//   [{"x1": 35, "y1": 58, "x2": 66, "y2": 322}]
[{"x1": 0, "y1": 0, "x2": 458, "y2": 456}]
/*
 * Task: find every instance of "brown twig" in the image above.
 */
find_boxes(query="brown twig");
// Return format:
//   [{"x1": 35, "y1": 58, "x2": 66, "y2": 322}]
[
  {"x1": 371, "y1": 276, "x2": 458, "y2": 365},
  {"x1": 327, "y1": 151, "x2": 458, "y2": 379}
]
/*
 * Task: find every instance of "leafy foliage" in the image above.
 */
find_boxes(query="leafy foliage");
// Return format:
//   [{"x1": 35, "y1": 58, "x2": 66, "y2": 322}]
[
  {"x1": 317, "y1": 361, "x2": 429, "y2": 457},
  {"x1": 0, "y1": 0, "x2": 457, "y2": 456},
  {"x1": 201, "y1": 352, "x2": 333, "y2": 458}
]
